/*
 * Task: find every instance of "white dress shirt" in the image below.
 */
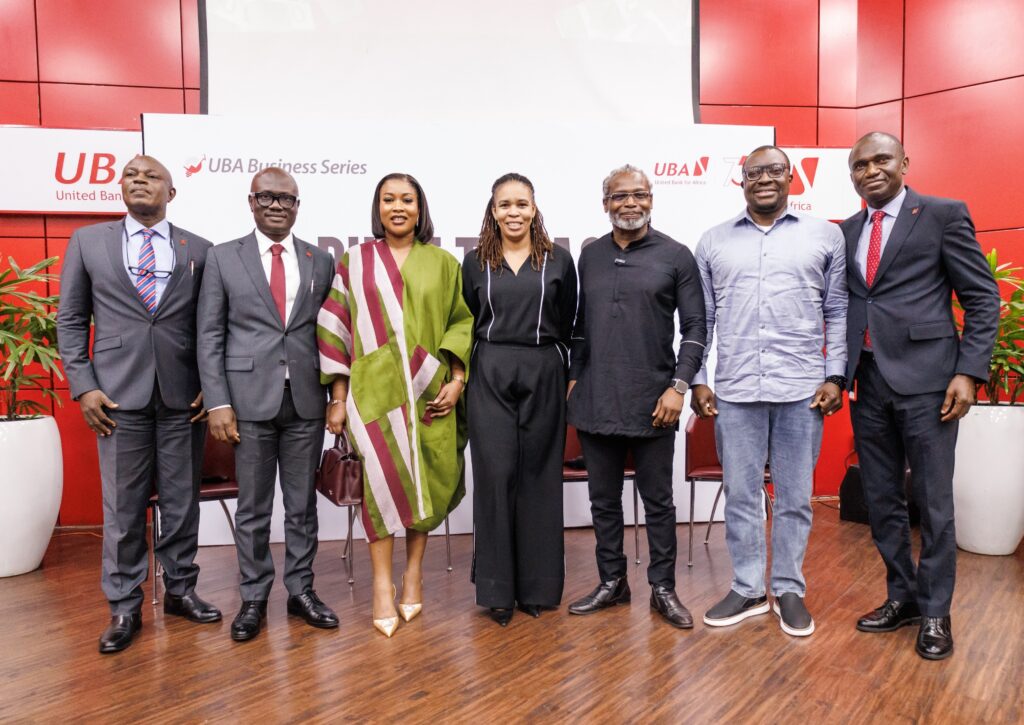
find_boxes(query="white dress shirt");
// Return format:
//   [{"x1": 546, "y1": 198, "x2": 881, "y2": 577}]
[
  {"x1": 254, "y1": 228, "x2": 300, "y2": 325},
  {"x1": 124, "y1": 215, "x2": 174, "y2": 309},
  {"x1": 855, "y1": 186, "x2": 907, "y2": 280}
]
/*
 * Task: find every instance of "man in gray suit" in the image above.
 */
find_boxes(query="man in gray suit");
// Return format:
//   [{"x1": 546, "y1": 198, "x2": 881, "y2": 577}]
[
  {"x1": 198, "y1": 167, "x2": 337, "y2": 641},
  {"x1": 58, "y1": 154, "x2": 222, "y2": 654},
  {"x1": 842, "y1": 132, "x2": 999, "y2": 660}
]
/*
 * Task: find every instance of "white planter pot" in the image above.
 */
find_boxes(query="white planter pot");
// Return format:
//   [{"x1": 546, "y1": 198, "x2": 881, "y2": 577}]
[
  {"x1": 0, "y1": 416, "x2": 63, "y2": 576},
  {"x1": 953, "y1": 404, "x2": 1024, "y2": 556}
]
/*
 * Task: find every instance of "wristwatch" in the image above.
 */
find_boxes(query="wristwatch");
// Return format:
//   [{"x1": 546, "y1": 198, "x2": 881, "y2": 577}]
[
  {"x1": 671, "y1": 378, "x2": 689, "y2": 395},
  {"x1": 825, "y1": 375, "x2": 848, "y2": 391}
]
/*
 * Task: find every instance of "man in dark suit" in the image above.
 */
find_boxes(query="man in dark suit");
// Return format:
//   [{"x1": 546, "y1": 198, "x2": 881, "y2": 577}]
[
  {"x1": 198, "y1": 167, "x2": 337, "y2": 641},
  {"x1": 58, "y1": 154, "x2": 222, "y2": 654},
  {"x1": 842, "y1": 132, "x2": 999, "y2": 660}
]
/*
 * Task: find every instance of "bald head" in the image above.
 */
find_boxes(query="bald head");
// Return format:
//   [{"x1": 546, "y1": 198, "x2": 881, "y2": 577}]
[
  {"x1": 120, "y1": 154, "x2": 175, "y2": 225},
  {"x1": 848, "y1": 131, "x2": 909, "y2": 207},
  {"x1": 248, "y1": 167, "x2": 300, "y2": 241}
]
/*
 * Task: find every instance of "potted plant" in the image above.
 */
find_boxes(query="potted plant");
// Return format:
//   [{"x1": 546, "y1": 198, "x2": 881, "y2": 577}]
[
  {"x1": 952, "y1": 249, "x2": 1024, "y2": 555},
  {"x1": 0, "y1": 256, "x2": 64, "y2": 576}
]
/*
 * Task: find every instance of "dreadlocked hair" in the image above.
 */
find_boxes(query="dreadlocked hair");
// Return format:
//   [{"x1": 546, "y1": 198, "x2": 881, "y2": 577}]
[{"x1": 475, "y1": 172, "x2": 554, "y2": 273}]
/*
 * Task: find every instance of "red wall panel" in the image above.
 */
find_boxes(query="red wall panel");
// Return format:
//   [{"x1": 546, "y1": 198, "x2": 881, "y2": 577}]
[
  {"x1": 0, "y1": 0, "x2": 39, "y2": 81},
  {"x1": 818, "y1": 0, "x2": 858, "y2": 107},
  {"x1": 855, "y1": 100, "x2": 902, "y2": 140},
  {"x1": 181, "y1": 0, "x2": 201, "y2": 89},
  {"x1": 854, "y1": 0, "x2": 904, "y2": 106},
  {"x1": 700, "y1": 0, "x2": 819, "y2": 107},
  {"x1": 53, "y1": 389, "x2": 103, "y2": 525},
  {"x1": 904, "y1": 77, "x2": 1024, "y2": 232},
  {"x1": 699, "y1": 105, "x2": 817, "y2": 146},
  {"x1": 0, "y1": 215, "x2": 45, "y2": 237},
  {"x1": 976, "y1": 229, "x2": 1024, "y2": 273},
  {"x1": 905, "y1": 0, "x2": 1024, "y2": 97},
  {"x1": 40, "y1": 83, "x2": 184, "y2": 130},
  {"x1": 0, "y1": 81, "x2": 40, "y2": 125},
  {"x1": 36, "y1": 0, "x2": 184, "y2": 88},
  {"x1": 818, "y1": 107, "x2": 857, "y2": 146},
  {"x1": 185, "y1": 89, "x2": 201, "y2": 114}
]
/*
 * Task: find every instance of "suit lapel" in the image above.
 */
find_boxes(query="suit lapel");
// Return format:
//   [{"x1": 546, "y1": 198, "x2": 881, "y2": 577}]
[
  {"x1": 154, "y1": 224, "x2": 188, "y2": 317},
  {"x1": 872, "y1": 187, "x2": 923, "y2": 287},
  {"x1": 104, "y1": 218, "x2": 151, "y2": 315},
  {"x1": 237, "y1": 233, "x2": 284, "y2": 326},
  {"x1": 287, "y1": 237, "x2": 314, "y2": 330},
  {"x1": 845, "y1": 210, "x2": 868, "y2": 288}
]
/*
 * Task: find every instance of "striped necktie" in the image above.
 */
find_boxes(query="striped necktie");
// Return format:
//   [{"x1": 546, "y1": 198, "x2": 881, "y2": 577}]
[{"x1": 136, "y1": 228, "x2": 158, "y2": 314}]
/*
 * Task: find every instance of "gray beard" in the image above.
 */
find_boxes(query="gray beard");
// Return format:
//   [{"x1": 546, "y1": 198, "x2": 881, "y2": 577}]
[{"x1": 610, "y1": 210, "x2": 651, "y2": 231}]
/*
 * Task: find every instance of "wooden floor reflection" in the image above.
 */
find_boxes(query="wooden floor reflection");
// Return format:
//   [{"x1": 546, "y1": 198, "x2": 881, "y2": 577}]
[{"x1": 1, "y1": 504, "x2": 1021, "y2": 723}]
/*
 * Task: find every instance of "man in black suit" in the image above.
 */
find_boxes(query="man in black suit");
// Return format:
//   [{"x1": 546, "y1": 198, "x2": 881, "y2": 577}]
[{"x1": 842, "y1": 132, "x2": 999, "y2": 660}]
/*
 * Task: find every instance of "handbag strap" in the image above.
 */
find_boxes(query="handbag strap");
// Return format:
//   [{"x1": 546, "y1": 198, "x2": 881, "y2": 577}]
[{"x1": 334, "y1": 433, "x2": 352, "y2": 455}]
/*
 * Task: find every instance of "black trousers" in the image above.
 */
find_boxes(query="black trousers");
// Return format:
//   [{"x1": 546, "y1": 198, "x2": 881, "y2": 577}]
[
  {"x1": 851, "y1": 353, "x2": 959, "y2": 616},
  {"x1": 98, "y1": 381, "x2": 205, "y2": 614},
  {"x1": 469, "y1": 342, "x2": 566, "y2": 608},
  {"x1": 578, "y1": 431, "x2": 677, "y2": 589}
]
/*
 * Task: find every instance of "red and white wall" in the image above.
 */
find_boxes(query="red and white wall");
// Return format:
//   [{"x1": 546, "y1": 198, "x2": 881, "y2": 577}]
[{"x1": 2, "y1": 0, "x2": 1021, "y2": 523}]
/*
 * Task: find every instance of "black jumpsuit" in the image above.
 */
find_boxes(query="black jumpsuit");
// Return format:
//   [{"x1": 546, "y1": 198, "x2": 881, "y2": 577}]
[{"x1": 462, "y1": 245, "x2": 578, "y2": 609}]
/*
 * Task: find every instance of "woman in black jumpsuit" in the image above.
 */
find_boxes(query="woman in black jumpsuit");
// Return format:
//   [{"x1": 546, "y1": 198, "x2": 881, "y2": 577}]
[{"x1": 462, "y1": 173, "x2": 578, "y2": 626}]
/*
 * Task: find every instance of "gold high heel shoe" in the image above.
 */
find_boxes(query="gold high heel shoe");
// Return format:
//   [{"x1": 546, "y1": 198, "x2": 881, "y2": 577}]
[
  {"x1": 399, "y1": 575, "x2": 423, "y2": 623},
  {"x1": 373, "y1": 585, "x2": 399, "y2": 638}
]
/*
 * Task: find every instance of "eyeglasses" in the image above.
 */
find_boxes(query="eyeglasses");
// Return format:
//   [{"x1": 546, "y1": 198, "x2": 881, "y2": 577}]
[
  {"x1": 128, "y1": 265, "x2": 173, "y2": 279},
  {"x1": 606, "y1": 191, "x2": 652, "y2": 203},
  {"x1": 250, "y1": 192, "x2": 299, "y2": 209},
  {"x1": 743, "y1": 163, "x2": 789, "y2": 181}
]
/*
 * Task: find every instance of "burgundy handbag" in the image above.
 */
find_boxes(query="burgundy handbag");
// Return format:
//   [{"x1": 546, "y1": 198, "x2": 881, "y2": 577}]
[{"x1": 315, "y1": 434, "x2": 364, "y2": 506}]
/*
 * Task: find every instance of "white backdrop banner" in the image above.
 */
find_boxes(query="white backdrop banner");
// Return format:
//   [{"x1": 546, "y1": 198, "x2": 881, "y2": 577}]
[
  {"x1": 141, "y1": 113, "x2": 856, "y2": 545},
  {"x1": 0, "y1": 127, "x2": 141, "y2": 213}
]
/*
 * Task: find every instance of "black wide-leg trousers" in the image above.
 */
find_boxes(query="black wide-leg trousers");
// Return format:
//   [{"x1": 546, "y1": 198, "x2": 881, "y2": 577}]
[{"x1": 469, "y1": 342, "x2": 566, "y2": 609}]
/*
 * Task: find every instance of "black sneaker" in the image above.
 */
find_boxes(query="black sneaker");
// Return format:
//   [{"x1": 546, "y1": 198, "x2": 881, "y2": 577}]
[
  {"x1": 703, "y1": 590, "x2": 770, "y2": 627},
  {"x1": 773, "y1": 593, "x2": 815, "y2": 637}
]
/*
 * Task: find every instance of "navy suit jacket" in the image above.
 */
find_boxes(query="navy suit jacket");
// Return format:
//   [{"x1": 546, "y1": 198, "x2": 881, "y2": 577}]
[{"x1": 841, "y1": 186, "x2": 999, "y2": 395}]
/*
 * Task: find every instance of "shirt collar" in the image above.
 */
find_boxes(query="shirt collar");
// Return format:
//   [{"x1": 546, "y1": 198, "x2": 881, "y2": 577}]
[
  {"x1": 254, "y1": 228, "x2": 294, "y2": 255},
  {"x1": 125, "y1": 214, "x2": 170, "y2": 241},
  {"x1": 733, "y1": 207, "x2": 798, "y2": 230},
  {"x1": 867, "y1": 186, "x2": 907, "y2": 219}
]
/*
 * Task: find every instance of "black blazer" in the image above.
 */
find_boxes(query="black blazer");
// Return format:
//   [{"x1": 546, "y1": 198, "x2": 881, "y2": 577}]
[{"x1": 841, "y1": 186, "x2": 999, "y2": 395}]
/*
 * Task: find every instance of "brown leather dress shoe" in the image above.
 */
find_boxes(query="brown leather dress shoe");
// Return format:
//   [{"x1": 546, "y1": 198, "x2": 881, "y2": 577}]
[
  {"x1": 99, "y1": 613, "x2": 142, "y2": 654},
  {"x1": 650, "y1": 585, "x2": 694, "y2": 629}
]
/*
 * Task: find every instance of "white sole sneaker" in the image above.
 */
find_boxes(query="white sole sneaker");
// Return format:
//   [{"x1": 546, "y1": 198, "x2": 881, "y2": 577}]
[
  {"x1": 773, "y1": 600, "x2": 815, "y2": 637},
  {"x1": 703, "y1": 599, "x2": 771, "y2": 627}
]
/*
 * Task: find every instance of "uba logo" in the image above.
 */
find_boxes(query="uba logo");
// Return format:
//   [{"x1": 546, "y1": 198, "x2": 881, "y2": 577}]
[
  {"x1": 729, "y1": 155, "x2": 820, "y2": 196},
  {"x1": 653, "y1": 157, "x2": 709, "y2": 177},
  {"x1": 54, "y1": 153, "x2": 118, "y2": 184},
  {"x1": 184, "y1": 155, "x2": 206, "y2": 177}
]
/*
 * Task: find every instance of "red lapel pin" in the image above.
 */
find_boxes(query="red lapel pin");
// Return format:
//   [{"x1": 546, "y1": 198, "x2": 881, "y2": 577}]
[
  {"x1": 911, "y1": 207, "x2": 920, "y2": 215},
  {"x1": 306, "y1": 251, "x2": 312, "y2": 257},
  {"x1": 180, "y1": 239, "x2": 187, "y2": 245}
]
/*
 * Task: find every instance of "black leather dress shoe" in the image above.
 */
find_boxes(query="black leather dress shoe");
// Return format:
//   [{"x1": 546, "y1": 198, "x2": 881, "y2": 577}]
[
  {"x1": 567, "y1": 577, "x2": 631, "y2": 615},
  {"x1": 916, "y1": 616, "x2": 954, "y2": 660},
  {"x1": 231, "y1": 601, "x2": 268, "y2": 641},
  {"x1": 650, "y1": 585, "x2": 694, "y2": 629},
  {"x1": 489, "y1": 608, "x2": 514, "y2": 626},
  {"x1": 287, "y1": 590, "x2": 339, "y2": 629},
  {"x1": 99, "y1": 613, "x2": 142, "y2": 654},
  {"x1": 164, "y1": 592, "x2": 222, "y2": 624},
  {"x1": 517, "y1": 603, "x2": 542, "y2": 618},
  {"x1": 856, "y1": 599, "x2": 921, "y2": 633}
]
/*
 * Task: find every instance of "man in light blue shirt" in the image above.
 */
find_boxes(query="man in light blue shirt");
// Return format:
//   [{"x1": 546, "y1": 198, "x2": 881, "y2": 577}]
[{"x1": 691, "y1": 145, "x2": 847, "y2": 638}]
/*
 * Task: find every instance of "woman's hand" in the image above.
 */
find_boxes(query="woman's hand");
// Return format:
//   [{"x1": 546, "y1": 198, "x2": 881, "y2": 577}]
[
  {"x1": 326, "y1": 400, "x2": 347, "y2": 434},
  {"x1": 427, "y1": 379, "x2": 464, "y2": 417}
]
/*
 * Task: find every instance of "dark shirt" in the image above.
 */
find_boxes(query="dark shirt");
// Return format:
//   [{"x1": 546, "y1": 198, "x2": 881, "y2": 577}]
[
  {"x1": 462, "y1": 245, "x2": 578, "y2": 354},
  {"x1": 568, "y1": 228, "x2": 706, "y2": 437}
]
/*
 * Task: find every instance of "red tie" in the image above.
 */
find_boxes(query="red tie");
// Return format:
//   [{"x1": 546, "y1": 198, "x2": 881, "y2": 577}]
[
  {"x1": 270, "y1": 243, "x2": 286, "y2": 326},
  {"x1": 863, "y1": 210, "x2": 885, "y2": 348}
]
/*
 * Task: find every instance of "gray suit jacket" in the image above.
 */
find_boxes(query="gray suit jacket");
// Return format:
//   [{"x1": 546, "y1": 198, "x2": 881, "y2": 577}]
[
  {"x1": 841, "y1": 187, "x2": 1000, "y2": 395},
  {"x1": 56, "y1": 218, "x2": 212, "y2": 410},
  {"x1": 197, "y1": 232, "x2": 334, "y2": 421}
]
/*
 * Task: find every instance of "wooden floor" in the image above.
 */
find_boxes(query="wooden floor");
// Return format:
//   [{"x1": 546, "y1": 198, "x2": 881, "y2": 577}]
[{"x1": 1, "y1": 504, "x2": 1022, "y2": 724}]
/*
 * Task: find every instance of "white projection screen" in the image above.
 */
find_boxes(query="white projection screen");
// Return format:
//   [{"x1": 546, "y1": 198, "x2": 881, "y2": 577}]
[{"x1": 203, "y1": 0, "x2": 697, "y2": 123}]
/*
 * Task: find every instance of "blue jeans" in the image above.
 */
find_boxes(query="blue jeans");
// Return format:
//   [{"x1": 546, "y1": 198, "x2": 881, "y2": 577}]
[{"x1": 715, "y1": 397, "x2": 822, "y2": 598}]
